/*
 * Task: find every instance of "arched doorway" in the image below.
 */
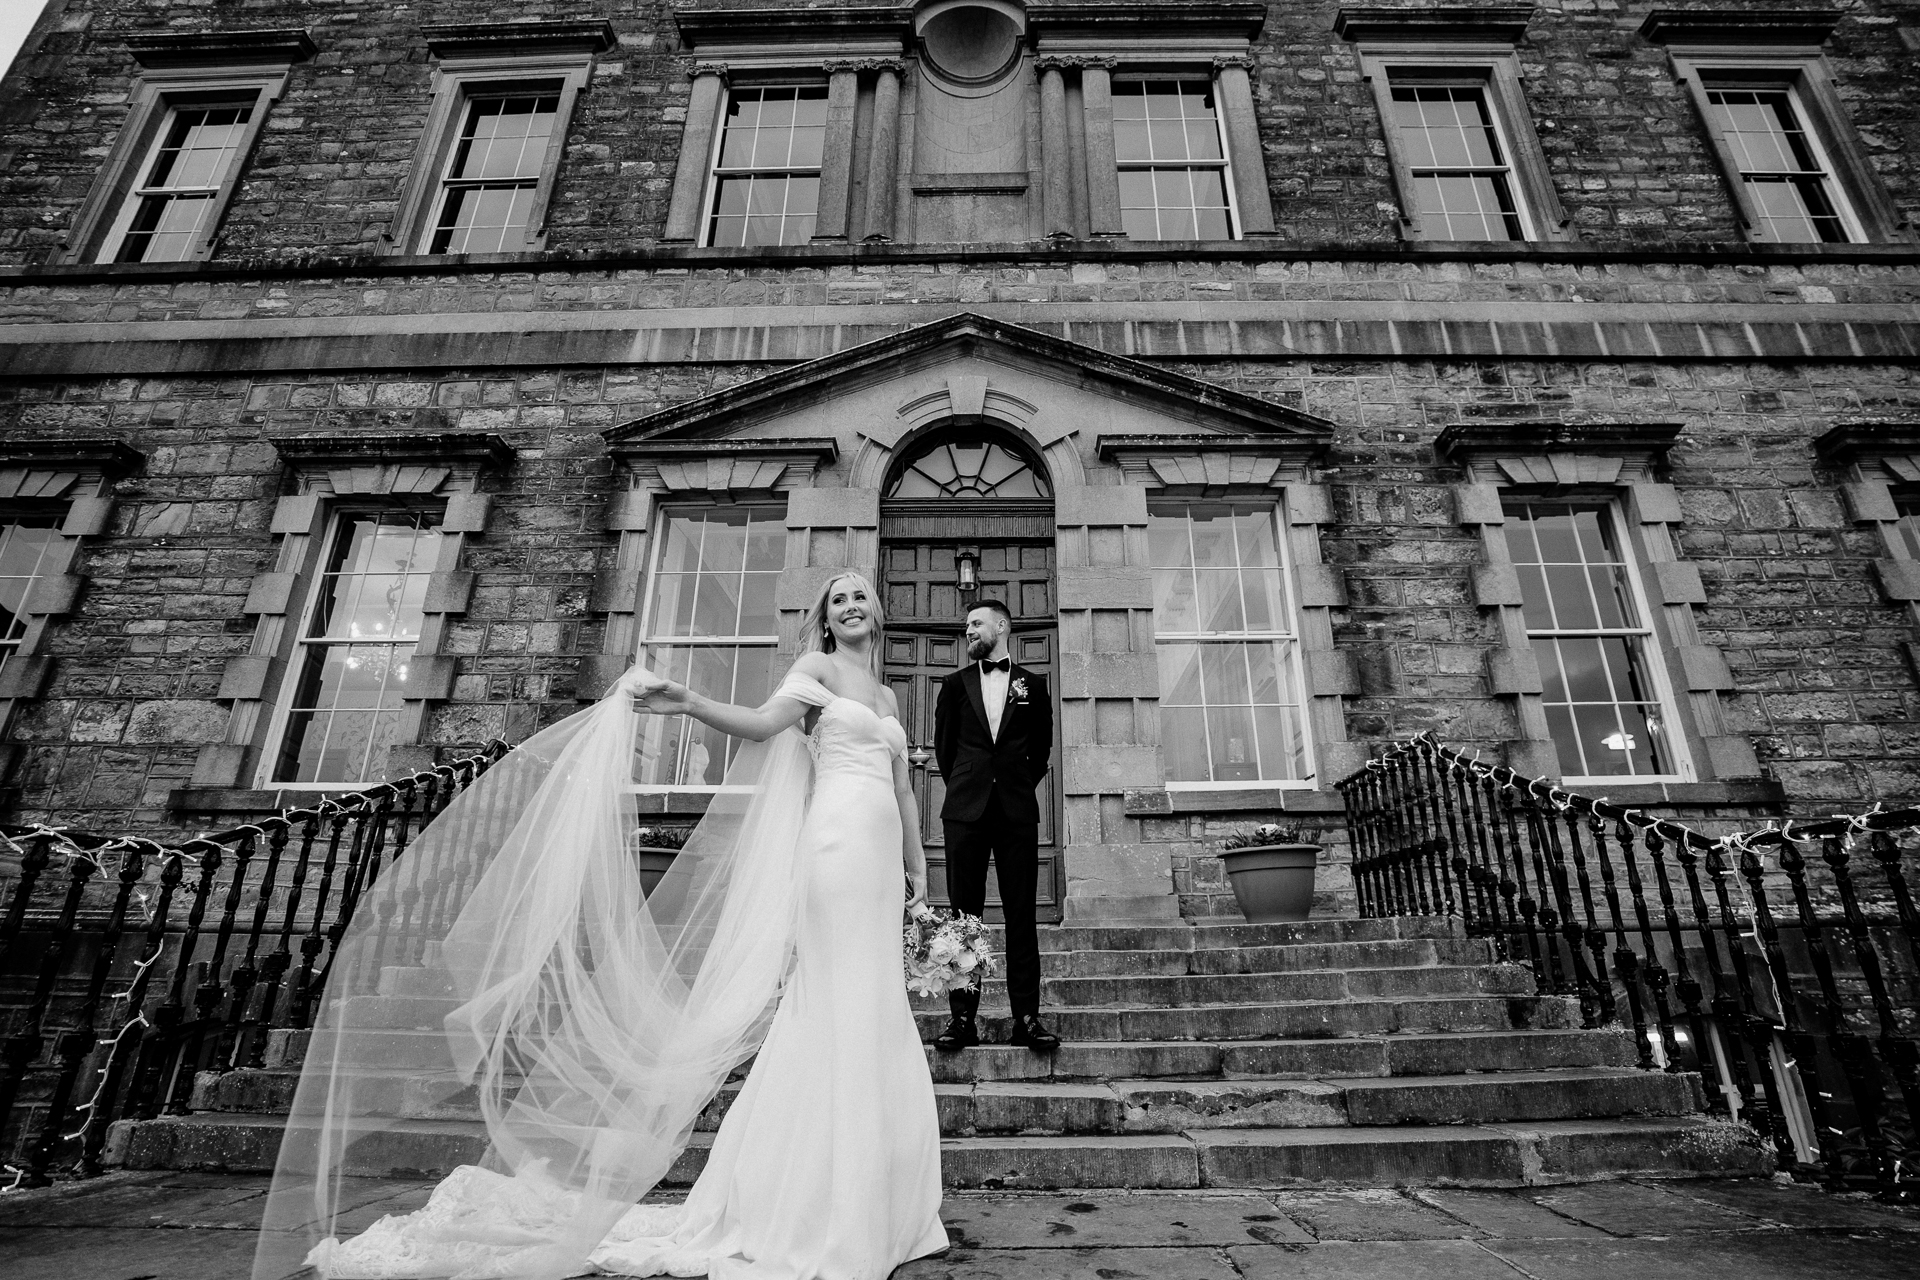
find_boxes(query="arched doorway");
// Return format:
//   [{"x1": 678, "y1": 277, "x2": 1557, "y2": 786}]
[{"x1": 879, "y1": 426, "x2": 1062, "y2": 921}]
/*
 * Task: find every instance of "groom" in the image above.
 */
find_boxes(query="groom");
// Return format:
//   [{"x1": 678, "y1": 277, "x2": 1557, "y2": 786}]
[{"x1": 932, "y1": 599, "x2": 1059, "y2": 1053}]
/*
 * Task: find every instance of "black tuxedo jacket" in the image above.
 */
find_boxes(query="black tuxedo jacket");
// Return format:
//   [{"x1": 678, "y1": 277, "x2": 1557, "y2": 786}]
[{"x1": 934, "y1": 661, "x2": 1053, "y2": 825}]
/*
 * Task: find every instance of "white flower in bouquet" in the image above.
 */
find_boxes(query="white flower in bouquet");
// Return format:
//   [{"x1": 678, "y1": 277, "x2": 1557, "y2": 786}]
[{"x1": 902, "y1": 908, "x2": 997, "y2": 998}]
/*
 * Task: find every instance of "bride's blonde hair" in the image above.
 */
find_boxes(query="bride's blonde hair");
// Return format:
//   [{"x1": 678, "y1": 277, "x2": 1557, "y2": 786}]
[{"x1": 800, "y1": 571, "x2": 885, "y2": 679}]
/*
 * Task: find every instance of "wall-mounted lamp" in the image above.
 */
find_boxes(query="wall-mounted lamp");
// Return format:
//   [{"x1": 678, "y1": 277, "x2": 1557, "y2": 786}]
[{"x1": 955, "y1": 547, "x2": 980, "y2": 595}]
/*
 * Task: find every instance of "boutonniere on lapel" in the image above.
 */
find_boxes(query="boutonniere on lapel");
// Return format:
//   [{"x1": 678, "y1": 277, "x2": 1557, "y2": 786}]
[{"x1": 1008, "y1": 677, "x2": 1030, "y2": 704}]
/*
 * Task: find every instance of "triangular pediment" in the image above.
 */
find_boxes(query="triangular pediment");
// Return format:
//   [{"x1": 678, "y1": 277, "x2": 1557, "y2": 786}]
[{"x1": 599, "y1": 313, "x2": 1336, "y2": 449}]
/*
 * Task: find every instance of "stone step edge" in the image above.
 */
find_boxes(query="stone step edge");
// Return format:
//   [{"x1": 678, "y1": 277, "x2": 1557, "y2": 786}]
[{"x1": 106, "y1": 1114, "x2": 1767, "y2": 1189}]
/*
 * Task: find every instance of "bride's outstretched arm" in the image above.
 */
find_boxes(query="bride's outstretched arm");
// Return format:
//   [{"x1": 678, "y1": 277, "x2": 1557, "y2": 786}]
[{"x1": 630, "y1": 652, "x2": 833, "y2": 742}]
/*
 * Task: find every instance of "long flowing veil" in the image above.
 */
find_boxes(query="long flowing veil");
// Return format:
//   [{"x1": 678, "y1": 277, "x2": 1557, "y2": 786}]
[{"x1": 253, "y1": 665, "x2": 817, "y2": 1280}]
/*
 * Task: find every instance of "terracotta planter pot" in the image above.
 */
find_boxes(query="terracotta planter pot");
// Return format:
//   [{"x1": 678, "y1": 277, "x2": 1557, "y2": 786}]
[
  {"x1": 1218, "y1": 843, "x2": 1319, "y2": 923},
  {"x1": 637, "y1": 846, "x2": 680, "y2": 898}
]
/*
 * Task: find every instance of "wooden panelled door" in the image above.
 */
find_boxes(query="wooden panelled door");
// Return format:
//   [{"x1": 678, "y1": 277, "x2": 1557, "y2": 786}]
[{"x1": 881, "y1": 522, "x2": 1062, "y2": 922}]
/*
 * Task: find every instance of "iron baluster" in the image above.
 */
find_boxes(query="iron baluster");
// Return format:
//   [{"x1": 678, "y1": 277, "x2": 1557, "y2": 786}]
[
  {"x1": 1537, "y1": 800, "x2": 1601, "y2": 1022},
  {"x1": 1778, "y1": 833, "x2": 1892, "y2": 1190},
  {"x1": 1499, "y1": 785, "x2": 1547, "y2": 983},
  {"x1": 1558, "y1": 809, "x2": 1616, "y2": 1026},
  {"x1": 248, "y1": 816, "x2": 319, "y2": 1069},
  {"x1": 1614, "y1": 818, "x2": 1679, "y2": 1069},
  {"x1": 1588, "y1": 812, "x2": 1652, "y2": 1069},
  {"x1": 1821, "y1": 833, "x2": 1920, "y2": 1196},
  {"x1": 0, "y1": 831, "x2": 54, "y2": 976},
  {"x1": 224, "y1": 824, "x2": 290, "y2": 1071},
  {"x1": 1644, "y1": 828, "x2": 1708, "y2": 1075},
  {"x1": 1738, "y1": 841, "x2": 1840, "y2": 1178},
  {"x1": 291, "y1": 808, "x2": 349, "y2": 1029},
  {"x1": 1866, "y1": 831, "x2": 1920, "y2": 978},
  {"x1": 0, "y1": 839, "x2": 97, "y2": 1185},
  {"x1": 1707, "y1": 842, "x2": 1796, "y2": 1173},
  {"x1": 1520, "y1": 801, "x2": 1568, "y2": 994},
  {"x1": 1674, "y1": 839, "x2": 1751, "y2": 1118},
  {"x1": 30, "y1": 841, "x2": 147, "y2": 1183}
]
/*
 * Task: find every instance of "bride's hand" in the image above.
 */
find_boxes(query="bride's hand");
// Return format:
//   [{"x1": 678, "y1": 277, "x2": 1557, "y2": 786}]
[
  {"x1": 906, "y1": 875, "x2": 933, "y2": 921},
  {"x1": 630, "y1": 677, "x2": 695, "y2": 716}
]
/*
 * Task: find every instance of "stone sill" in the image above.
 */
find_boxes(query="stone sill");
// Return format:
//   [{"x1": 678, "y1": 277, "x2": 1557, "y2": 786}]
[
  {"x1": 1124, "y1": 787, "x2": 1348, "y2": 817},
  {"x1": 1561, "y1": 778, "x2": 1789, "y2": 810},
  {"x1": 8, "y1": 238, "x2": 1918, "y2": 286}
]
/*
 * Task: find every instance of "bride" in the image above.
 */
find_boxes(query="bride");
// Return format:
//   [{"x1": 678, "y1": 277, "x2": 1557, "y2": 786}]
[{"x1": 254, "y1": 572, "x2": 949, "y2": 1280}]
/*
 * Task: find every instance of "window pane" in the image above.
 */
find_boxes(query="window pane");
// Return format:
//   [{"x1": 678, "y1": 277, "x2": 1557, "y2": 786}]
[
  {"x1": 449, "y1": 95, "x2": 558, "y2": 182},
  {"x1": 116, "y1": 193, "x2": 216, "y2": 264},
  {"x1": 711, "y1": 86, "x2": 829, "y2": 247},
  {"x1": 1895, "y1": 496, "x2": 1920, "y2": 561},
  {"x1": 1507, "y1": 500, "x2": 1675, "y2": 778},
  {"x1": 1160, "y1": 705, "x2": 1210, "y2": 782},
  {"x1": 0, "y1": 519, "x2": 59, "y2": 659},
  {"x1": 636, "y1": 642, "x2": 776, "y2": 785}
]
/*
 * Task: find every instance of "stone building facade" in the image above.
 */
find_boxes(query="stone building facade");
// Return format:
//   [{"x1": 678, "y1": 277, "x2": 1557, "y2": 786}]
[{"x1": 0, "y1": 0, "x2": 1917, "y2": 924}]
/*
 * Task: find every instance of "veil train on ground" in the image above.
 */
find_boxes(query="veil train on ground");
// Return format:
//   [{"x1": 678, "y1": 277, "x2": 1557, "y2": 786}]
[{"x1": 253, "y1": 666, "x2": 816, "y2": 1280}]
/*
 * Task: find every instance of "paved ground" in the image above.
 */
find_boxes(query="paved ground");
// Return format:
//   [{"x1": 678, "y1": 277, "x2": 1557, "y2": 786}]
[{"x1": 0, "y1": 1172, "x2": 1914, "y2": 1280}]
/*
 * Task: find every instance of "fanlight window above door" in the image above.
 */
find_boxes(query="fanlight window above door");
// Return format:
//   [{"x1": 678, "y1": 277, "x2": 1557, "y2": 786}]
[{"x1": 886, "y1": 436, "x2": 1051, "y2": 499}]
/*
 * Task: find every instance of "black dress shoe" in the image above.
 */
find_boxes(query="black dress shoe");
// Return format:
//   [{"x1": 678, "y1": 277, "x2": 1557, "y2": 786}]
[
  {"x1": 934, "y1": 1015, "x2": 979, "y2": 1052},
  {"x1": 1007, "y1": 1014, "x2": 1060, "y2": 1053}
]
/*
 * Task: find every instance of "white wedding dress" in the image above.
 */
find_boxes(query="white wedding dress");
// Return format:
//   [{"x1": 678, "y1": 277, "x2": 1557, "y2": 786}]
[{"x1": 297, "y1": 673, "x2": 948, "y2": 1280}]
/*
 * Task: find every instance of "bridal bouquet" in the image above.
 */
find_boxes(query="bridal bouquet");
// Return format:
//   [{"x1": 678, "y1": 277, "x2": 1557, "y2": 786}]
[{"x1": 902, "y1": 908, "x2": 997, "y2": 998}]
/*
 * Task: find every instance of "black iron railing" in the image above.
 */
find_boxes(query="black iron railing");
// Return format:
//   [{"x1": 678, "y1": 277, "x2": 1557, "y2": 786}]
[
  {"x1": 0, "y1": 740, "x2": 509, "y2": 1187},
  {"x1": 1338, "y1": 733, "x2": 1920, "y2": 1199}
]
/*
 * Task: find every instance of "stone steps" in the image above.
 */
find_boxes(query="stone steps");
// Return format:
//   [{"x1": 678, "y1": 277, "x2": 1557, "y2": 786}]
[
  {"x1": 106, "y1": 1112, "x2": 1769, "y2": 1189},
  {"x1": 101, "y1": 914, "x2": 1769, "y2": 1191},
  {"x1": 359, "y1": 965, "x2": 1536, "y2": 1023},
  {"x1": 189, "y1": 1061, "x2": 1697, "y2": 1135}
]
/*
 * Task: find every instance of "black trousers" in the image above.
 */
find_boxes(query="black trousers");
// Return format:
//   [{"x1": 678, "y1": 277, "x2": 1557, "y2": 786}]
[{"x1": 944, "y1": 787, "x2": 1041, "y2": 1023}]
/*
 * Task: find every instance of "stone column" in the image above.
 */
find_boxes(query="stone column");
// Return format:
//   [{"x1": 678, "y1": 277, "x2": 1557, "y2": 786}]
[
  {"x1": 1212, "y1": 55, "x2": 1276, "y2": 236},
  {"x1": 1037, "y1": 58, "x2": 1074, "y2": 240},
  {"x1": 813, "y1": 63, "x2": 863, "y2": 242},
  {"x1": 1079, "y1": 59, "x2": 1124, "y2": 237},
  {"x1": 664, "y1": 62, "x2": 728, "y2": 242},
  {"x1": 862, "y1": 61, "x2": 904, "y2": 241}
]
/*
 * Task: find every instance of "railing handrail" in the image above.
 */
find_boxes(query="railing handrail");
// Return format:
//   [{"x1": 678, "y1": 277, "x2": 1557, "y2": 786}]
[
  {"x1": 1, "y1": 739, "x2": 513, "y2": 866},
  {"x1": 1339, "y1": 730, "x2": 1920, "y2": 1202}
]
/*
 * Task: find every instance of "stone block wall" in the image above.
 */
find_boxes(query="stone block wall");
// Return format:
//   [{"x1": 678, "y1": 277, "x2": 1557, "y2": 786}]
[
  {"x1": 2, "y1": 1, "x2": 1916, "y2": 264},
  {"x1": 1, "y1": 310, "x2": 1915, "y2": 853}
]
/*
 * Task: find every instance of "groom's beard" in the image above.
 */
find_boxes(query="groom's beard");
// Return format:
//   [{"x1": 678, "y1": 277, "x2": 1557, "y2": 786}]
[{"x1": 966, "y1": 636, "x2": 995, "y2": 662}]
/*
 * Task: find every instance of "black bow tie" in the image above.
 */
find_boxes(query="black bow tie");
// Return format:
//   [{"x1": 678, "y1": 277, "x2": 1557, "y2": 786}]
[{"x1": 981, "y1": 658, "x2": 1011, "y2": 673}]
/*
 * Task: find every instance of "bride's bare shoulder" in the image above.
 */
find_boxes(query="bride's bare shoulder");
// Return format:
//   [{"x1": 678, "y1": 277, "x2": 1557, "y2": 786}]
[{"x1": 786, "y1": 652, "x2": 838, "y2": 688}]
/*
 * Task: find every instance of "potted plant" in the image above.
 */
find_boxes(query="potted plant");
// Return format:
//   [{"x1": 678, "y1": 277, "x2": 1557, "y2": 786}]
[
  {"x1": 1215, "y1": 823, "x2": 1320, "y2": 923},
  {"x1": 633, "y1": 826, "x2": 691, "y2": 897}
]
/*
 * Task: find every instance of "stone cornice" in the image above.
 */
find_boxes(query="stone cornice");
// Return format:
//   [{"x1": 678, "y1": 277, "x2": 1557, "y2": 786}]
[
  {"x1": 1812, "y1": 421, "x2": 1920, "y2": 464},
  {"x1": 125, "y1": 28, "x2": 318, "y2": 67},
  {"x1": 1637, "y1": 8, "x2": 1841, "y2": 46},
  {"x1": 604, "y1": 437, "x2": 841, "y2": 466},
  {"x1": 1435, "y1": 422, "x2": 1684, "y2": 466},
  {"x1": 269, "y1": 431, "x2": 516, "y2": 471},
  {"x1": 1333, "y1": 5, "x2": 1537, "y2": 43},
  {"x1": 0, "y1": 438, "x2": 145, "y2": 478},
  {"x1": 1098, "y1": 431, "x2": 1331, "y2": 462},
  {"x1": 601, "y1": 313, "x2": 1341, "y2": 445},
  {"x1": 1028, "y1": 3, "x2": 1269, "y2": 40},
  {"x1": 674, "y1": 6, "x2": 915, "y2": 48},
  {"x1": 422, "y1": 20, "x2": 618, "y2": 60}
]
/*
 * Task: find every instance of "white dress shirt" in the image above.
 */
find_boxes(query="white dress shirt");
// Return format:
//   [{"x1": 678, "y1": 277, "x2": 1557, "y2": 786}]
[{"x1": 980, "y1": 660, "x2": 1009, "y2": 740}]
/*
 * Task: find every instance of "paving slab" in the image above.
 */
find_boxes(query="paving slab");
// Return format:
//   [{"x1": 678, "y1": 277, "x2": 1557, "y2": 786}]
[
  {"x1": 0, "y1": 1224, "x2": 262, "y2": 1280},
  {"x1": 1482, "y1": 1232, "x2": 1920, "y2": 1280},
  {"x1": 1529, "y1": 1179, "x2": 1767, "y2": 1234},
  {"x1": 937, "y1": 1193, "x2": 1312, "y2": 1248},
  {"x1": 1655, "y1": 1178, "x2": 1920, "y2": 1232},
  {"x1": 1410, "y1": 1188, "x2": 1611, "y2": 1239},
  {"x1": 0, "y1": 1173, "x2": 268, "y2": 1229},
  {"x1": 894, "y1": 1245, "x2": 1240, "y2": 1280},
  {"x1": 1264, "y1": 1187, "x2": 1482, "y2": 1240},
  {"x1": 1229, "y1": 1238, "x2": 1525, "y2": 1280}
]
